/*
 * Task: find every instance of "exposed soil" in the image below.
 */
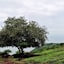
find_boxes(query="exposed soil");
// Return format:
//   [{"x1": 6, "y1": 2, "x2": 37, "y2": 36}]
[{"x1": 0, "y1": 59, "x2": 19, "y2": 64}]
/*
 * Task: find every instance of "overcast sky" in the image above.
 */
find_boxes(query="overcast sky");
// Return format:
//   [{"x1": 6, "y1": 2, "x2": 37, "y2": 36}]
[{"x1": 0, "y1": 0, "x2": 64, "y2": 43}]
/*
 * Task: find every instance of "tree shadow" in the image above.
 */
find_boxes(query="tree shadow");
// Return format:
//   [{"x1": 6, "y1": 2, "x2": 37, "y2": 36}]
[{"x1": 12, "y1": 53, "x2": 41, "y2": 59}]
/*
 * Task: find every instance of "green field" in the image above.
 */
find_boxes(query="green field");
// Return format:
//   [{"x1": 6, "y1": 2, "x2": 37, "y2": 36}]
[
  {"x1": 24, "y1": 45, "x2": 64, "y2": 64},
  {"x1": 0, "y1": 44, "x2": 64, "y2": 64}
]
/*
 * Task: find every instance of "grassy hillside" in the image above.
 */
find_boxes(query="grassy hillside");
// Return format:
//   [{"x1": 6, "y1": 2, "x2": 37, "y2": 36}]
[
  {"x1": 24, "y1": 44, "x2": 64, "y2": 64},
  {"x1": 0, "y1": 43, "x2": 64, "y2": 64}
]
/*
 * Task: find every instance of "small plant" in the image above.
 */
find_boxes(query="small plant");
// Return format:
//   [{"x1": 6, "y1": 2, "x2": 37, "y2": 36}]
[{"x1": 1, "y1": 49, "x2": 11, "y2": 58}]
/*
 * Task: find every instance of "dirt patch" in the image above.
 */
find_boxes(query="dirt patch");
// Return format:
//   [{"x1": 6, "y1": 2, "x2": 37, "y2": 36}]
[{"x1": 0, "y1": 59, "x2": 19, "y2": 64}]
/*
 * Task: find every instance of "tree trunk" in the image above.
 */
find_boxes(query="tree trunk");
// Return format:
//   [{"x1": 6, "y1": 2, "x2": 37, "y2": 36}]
[
  {"x1": 17, "y1": 46, "x2": 24, "y2": 54},
  {"x1": 21, "y1": 47, "x2": 24, "y2": 54},
  {"x1": 18, "y1": 46, "x2": 21, "y2": 54},
  {"x1": 17, "y1": 46, "x2": 24, "y2": 61}
]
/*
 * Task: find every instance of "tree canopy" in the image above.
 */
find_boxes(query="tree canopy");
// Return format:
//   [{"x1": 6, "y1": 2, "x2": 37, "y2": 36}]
[{"x1": 0, "y1": 17, "x2": 47, "y2": 54}]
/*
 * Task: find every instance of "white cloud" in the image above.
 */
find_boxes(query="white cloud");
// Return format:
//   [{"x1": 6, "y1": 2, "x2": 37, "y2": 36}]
[
  {"x1": 0, "y1": 0, "x2": 64, "y2": 42},
  {"x1": 0, "y1": 0, "x2": 64, "y2": 18},
  {"x1": 17, "y1": 0, "x2": 64, "y2": 15}
]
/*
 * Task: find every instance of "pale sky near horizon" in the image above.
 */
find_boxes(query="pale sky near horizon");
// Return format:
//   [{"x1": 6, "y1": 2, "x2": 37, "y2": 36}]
[{"x1": 0, "y1": 0, "x2": 64, "y2": 53}]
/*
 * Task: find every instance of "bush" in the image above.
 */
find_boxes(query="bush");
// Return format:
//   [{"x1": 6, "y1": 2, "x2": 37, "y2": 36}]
[{"x1": 0, "y1": 49, "x2": 11, "y2": 58}]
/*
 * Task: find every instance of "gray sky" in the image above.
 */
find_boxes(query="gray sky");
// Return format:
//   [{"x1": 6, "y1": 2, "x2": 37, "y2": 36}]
[{"x1": 0, "y1": 0, "x2": 64, "y2": 43}]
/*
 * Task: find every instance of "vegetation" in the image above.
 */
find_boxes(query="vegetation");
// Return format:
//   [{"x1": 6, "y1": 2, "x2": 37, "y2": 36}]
[
  {"x1": 2, "y1": 49, "x2": 11, "y2": 54},
  {"x1": 0, "y1": 16, "x2": 64, "y2": 64},
  {"x1": 32, "y1": 43, "x2": 61, "y2": 53},
  {"x1": 0, "y1": 17, "x2": 47, "y2": 55},
  {"x1": 0, "y1": 43, "x2": 64, "y2": 64},
  {"x1": 24, "y1": 43, "x2": 64, "y2": 64},
  {"x1": 0, "y1": 49, "x2": 11, "y2": 58}
]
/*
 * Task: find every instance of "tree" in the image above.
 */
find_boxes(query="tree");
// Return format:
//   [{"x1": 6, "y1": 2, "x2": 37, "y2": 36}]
[{"x1": 0, "y1": 17, "x2": 47, "y2": 54}]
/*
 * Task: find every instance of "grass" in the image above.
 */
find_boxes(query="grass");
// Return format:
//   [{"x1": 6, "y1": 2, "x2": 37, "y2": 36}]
[
  {"x1": 24, "y1": 45, "x2": 64, "y2": 63},
  {"x1": 0, "y1": 44, "x2": 64, "y2": 64}
]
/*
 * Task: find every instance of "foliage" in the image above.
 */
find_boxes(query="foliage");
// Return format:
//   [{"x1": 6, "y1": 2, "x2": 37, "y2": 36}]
[
  {"x1": 15, "y1": 51, "x2": 20, "y2": 54},
  {"x1": 0, "y1": 49, "x2": 11, "y2": 55},
  {"x1": 0, "y1": 17, "x2": 47, "y2": 54},
  {"x1": 2, "y1": 49, "x2": 11, "y2": 54}
]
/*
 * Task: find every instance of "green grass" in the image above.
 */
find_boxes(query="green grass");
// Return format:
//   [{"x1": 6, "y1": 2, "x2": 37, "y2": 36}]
[
  {"x1": 24, "y1": 45, "x2": 64, "y2": 63},
  {"x1": 0, "y1": 44, "x2": 64, "y2": 64}
]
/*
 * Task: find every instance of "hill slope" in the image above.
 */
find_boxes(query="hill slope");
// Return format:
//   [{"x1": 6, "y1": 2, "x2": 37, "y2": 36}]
[{"x1": 24, "y1": 45, "x2": 64, "y2": 64}]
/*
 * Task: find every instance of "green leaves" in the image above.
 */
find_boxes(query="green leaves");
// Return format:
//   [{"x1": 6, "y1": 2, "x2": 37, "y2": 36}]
[{"x1": 0, "y1": 16, "x2": 47, "y2": 48}]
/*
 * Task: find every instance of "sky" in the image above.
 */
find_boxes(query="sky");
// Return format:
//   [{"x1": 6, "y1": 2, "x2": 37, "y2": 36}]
[{"x1": 0, "y1": 0, "x2": 64, "y2": 53}]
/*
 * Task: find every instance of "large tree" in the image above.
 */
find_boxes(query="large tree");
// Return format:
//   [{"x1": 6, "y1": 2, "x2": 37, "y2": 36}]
[{"x1": 0, "y1": 17, "x2": 47, "y2": 54}]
